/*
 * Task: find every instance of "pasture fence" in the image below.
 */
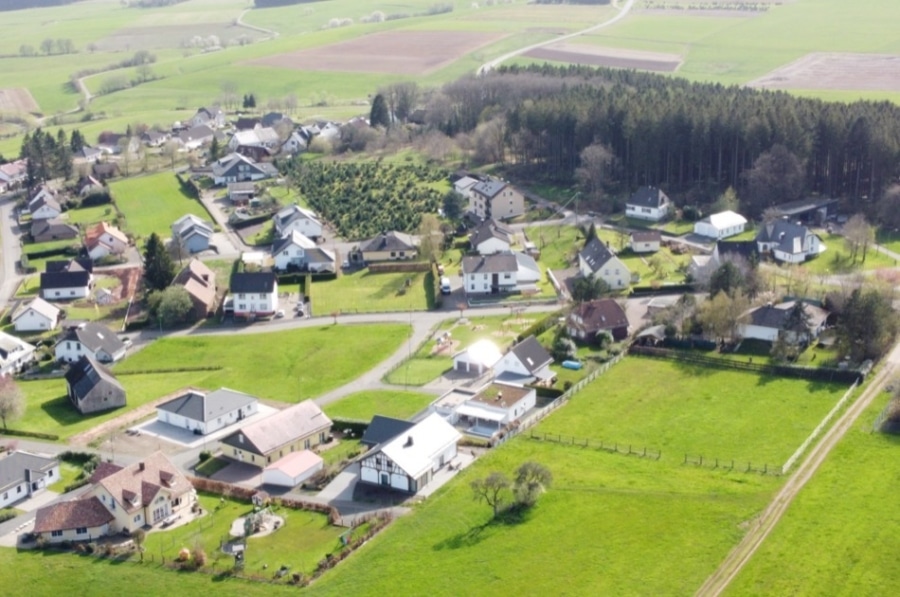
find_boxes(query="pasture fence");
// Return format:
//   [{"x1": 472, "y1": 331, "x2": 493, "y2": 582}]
[
  {"x1": 683, "y1": 454, "x2": 782, "y2": 477},
  {"x1": 782, "y1": 379, "x2": 859, "y2": 474},
  {"x1": 528, "y1": 430, "x2": 661, "y2": 460}
]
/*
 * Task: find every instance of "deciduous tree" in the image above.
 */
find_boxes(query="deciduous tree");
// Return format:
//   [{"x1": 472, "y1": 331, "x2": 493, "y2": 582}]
[
  {"x1": 742, "y1": 144, "x2": 804, "y2": 217},
  {"x1": 471, "y1": 472, "x2": 511, "y2": 517},
  {"x1": 148, "y1": 286, "x2": 192, "y2": 327},
  {"x1": 0, "y1": 377, "x2": 25, "y2": 431}
]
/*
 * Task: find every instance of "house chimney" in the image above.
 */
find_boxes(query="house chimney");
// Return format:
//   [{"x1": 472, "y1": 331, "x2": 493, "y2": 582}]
[
  {"x1": 405, "y1": 435, "x2": 414, "y2": 447},
  {"x1": 139, "y1": 462, "x2": 145, "y2": 472}
]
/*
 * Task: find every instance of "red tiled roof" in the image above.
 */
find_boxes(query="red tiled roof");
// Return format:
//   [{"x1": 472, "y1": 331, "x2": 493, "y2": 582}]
[
  {"x1": 95, "y1": 452, "x2": 191, "y2": 514},
  {"x1": 33, "y1": 496, "x2": 113, "y2": 533}
]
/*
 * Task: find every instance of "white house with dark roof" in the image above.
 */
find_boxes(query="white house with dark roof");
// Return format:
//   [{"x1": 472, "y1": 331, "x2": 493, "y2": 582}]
[
  {"x1": 55, "y1": 322, "x2": 126, "y2": 364},
  {"x1": 359, "y1": 413, "x2": 461, "y2": 494},
  {"x1": 755, "y1": 220, "x2": 824, "y2": 264},
  {"x1": 12, "y1": 297, "x2": 61, "y2": 332},
  {"x1": 273, "y1": 204, "x2": 323, "y2": 239},
  {"x1": 211, "y1": 153, "x2": 277, "y2": 185},
  {"x1": 738, "y1": 301, "x2": 829, "y2": 344},
  {"x1": 229, "y1": 272, "x2": 278, "y2": 318},
  {"x1": 27, "y1": 186, "x2": 63, "y2": 220},
  {"x1": 630, "y1": 230, "x2": 661, "y2": 253},
  {"x1": 0, "y1": 332, "x2": 36, "y2": 376},
  {"x1": 468, "y1": 179, "x2": 525, "y2": 221},
  {"x1": 625, "y1": 186, "x2": 671, "y2": 222},
  {"x1": 694, "y1": 210, "x2": 748, "y2": 240},
  {"x1": 492, "y1": 335, "x2": 555, "y2": 384},
  {"x1": 470, "y1": 219, "x2": 513, "y2": 255},
  {"x1": 359, "y1": 231, "x2": 418, "y2": 262},
  {"x1": 578, "y1": 237, "x2": 630, "y2": 290},
  {"x1": 462, "y1": 253, "x2": 519, "y2": 294},
  {"x1": 273, "y1": 230, "x2": 335, "y2": 272},
  {"x1": 219, "y1": 400, "x2": 332, "y2": 467},
  {"x1": 156, "y1": 387, "x2": 259, "y2": 436},
  {"x1": 66, "y1": 355, "x2": 126, "y2": 415},
  {"x1": 0, "y1": 451, "x2": 59, "y2": 509},
  {"x1": 189, "y1": 106, "x2": 225, "y2": 129},
  {"x1": 40, "y1": 260, "x2": 93, "y2": 301}
]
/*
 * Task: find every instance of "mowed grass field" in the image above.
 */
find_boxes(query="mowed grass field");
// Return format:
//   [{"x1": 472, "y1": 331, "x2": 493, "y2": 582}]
[
  {"x1": 323, "y1": 389, "x2": 436, "y2": 421},
  {"x1": 311, "y1": 269, "x2": 435, "y2": 314},
  {"x1": 15, "y1": 324, "x2": 408, "y2": 439},
  {"x1": 538, "y1": 357, "x2": 852, "y2": 465},
  {"x1": 109, "y1": 171, "x2": 213, "y2": 240},
  {"x1": 727, "y1": 389, "x2": 900, "y2": 595}
]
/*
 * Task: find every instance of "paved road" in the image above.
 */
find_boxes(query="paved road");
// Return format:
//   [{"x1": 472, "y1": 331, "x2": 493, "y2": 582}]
[
  {"x1": 696, "y1": 340, "x2": 900, "y2": 596},
  {"x1": 0, "y1": 194, "x2": 25, "y2": 309}
]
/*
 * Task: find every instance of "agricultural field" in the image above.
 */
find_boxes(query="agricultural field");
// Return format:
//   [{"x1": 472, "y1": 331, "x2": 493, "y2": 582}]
[
  {"x1": 538, "y1": 357, "x2": 851, "y2": 465},
  {"x1": 109, "y1": 172, "x2": 213, "y2": 240},
  {"x1": 14, "y1": 324, "x2": 408, "y2": 439},
  {"x1": 727, "y1": 389, "x2": 900, "y2": 594},
  {"x1": 323, "y1": 390, "x2": 436, "y2": 422}
]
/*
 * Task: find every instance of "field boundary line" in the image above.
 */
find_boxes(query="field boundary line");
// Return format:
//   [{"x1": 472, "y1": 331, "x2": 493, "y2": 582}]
[{"x1": 781, "y1": 379, "x2": 858, "y2": 474}]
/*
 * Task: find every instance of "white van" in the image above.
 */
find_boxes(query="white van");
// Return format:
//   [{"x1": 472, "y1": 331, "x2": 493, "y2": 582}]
[{"x1": 440, "y1": 276, "x2": 451, "y2": 295}]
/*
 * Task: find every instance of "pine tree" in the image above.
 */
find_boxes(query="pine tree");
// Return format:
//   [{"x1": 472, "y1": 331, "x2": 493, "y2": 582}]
[
  {"x1": 143, "y1": 232, "x2": 175, "y2": 292},
  {"x1": 209, "y1": 136, "x2": 221, "y2": 161},
  {"x1": 369, "y1": 94, "x2": 390, "y2": 128},
  {"x1": 70, "y1": 129, "x2": 85, "y2": 153}
]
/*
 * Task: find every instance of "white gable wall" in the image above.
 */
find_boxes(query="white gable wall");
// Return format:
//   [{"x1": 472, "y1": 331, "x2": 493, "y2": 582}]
[{"x1": 14, "y1": 308, "x2": 56, "y2": 332}]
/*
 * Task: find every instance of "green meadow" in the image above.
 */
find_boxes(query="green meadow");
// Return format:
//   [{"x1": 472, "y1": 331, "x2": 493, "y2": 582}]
[{"x1": 109, "y1": 171, "x2": 213, "y2": 240}]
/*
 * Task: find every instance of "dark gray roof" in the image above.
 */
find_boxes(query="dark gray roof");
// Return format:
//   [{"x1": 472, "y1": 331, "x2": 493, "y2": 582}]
[
  {"x1": 31, "y1": 219, "x2": 78, "y2": 240},
  {"x1": 470, "y1": 220, "x2": 512, "y2": 248},
  {"x1": 771, "y1": 198, "x2": 838, "y2": 218},
  {"x1": 65, "y1": 355, "x2": 124, "y2": 402},
  {"x1": 631, "y1": 230, "x2": 661, "y2": 243},
  {"x1": 360, "y1": 231, "x2": 416, "y2": 253},
  {"x1": 462, "y1": 253, "x2": 518, "y2": 275},
  {"x1": 157, "y1": 388, "x2": 258, "y2": 423},
  {"x1": 755, "y1": 220, "x2": 812, "y2": 254},
  {"x1": 471, "y1": 180, "x2": 508, "y2": 199},
  {"x1": 62, "y1": 323, "x2": 125, "y2": 357},
  {"x1": 261, "y1": 112, "x2": 290, "y2": 127},
  {"x1": 510, "y1": 336, "x2": 553, "y2": 374},
  {"x1": 40, "y1": 270, "x2": 90, "y2": 290},
  {"x1": 230, "y1": 272, "x2": 276, "y2": 294},
  {"x1": 569, "y1": 299, "x2": 628, "y2": 332},
  {"x1": 715, "y1": 241, "x2": 759, "y2": 262},
  {"x1": 579, "y1": 237, "x2": 617, "y2": 273},
  {"x1": 627, "y1": 186, "x2": 669, "y2": 209},
  {"x1": 360, "y1": 415, "x2": 415, "y2": 447},
  {"x1": 235, "y1": 117, "x2": 260, "y2": 131},
  {"x1": 0, "y1": 451, "x2": 58, "y2": 493}
]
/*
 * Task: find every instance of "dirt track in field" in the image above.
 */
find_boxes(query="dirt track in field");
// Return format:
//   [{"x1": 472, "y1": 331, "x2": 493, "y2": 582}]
[
  {"x1": 748, "y1": 52, "x2": 900, "y2": 92},
  {"x1": 246, "y1": 30, "x2": 507, "y2": 75},
  {"x1": 525, "y1": 43, "x2": 682, "y2": 72},
  {"x1": 0, "y1": 88, "x2": 40, "y2": 114}
]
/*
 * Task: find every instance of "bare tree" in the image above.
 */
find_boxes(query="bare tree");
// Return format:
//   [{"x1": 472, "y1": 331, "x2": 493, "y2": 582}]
[
  {"x1": 0, "y1": 377, "x2": 25, "y2": 431},
  {"x1": 699, "y1": 290, "x2": 750, "y2": 343},
  {"x1": 575, "y1": 143, "x2": 614, "y2": 207},
  {"x1": 471, "y1": 472, "x2": 511, "y2": 517},
  {"x1": 843, "y1": 214, "x2": 874, "y2": 264}
]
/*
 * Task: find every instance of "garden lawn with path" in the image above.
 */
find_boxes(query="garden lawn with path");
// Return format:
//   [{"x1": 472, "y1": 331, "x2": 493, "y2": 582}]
[
  {"x1": 110, "y1": 172, "x2": 213, "y2": 240},
  {"x1": 727, "y1": 389, "x2": 900, "y2": 594},
  {"x1": 538, "y1": 357, "x2": 851, "y2": 465},
  {"x1": 15, "y1": 324, "x2": 408, "y2": 439},
  {"x1": 323, "y1": 390, "x2": 435, "y2": 421}
]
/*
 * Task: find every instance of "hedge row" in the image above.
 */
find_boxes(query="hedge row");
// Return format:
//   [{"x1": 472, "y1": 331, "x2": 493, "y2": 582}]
[
  {"x1": 187, "y1": 476, "x2": 340, "y2": 524},
  {"x1": 0, "y1": 428, "x2": 60, "y2": 440},
  {"x1": 331, "y1": 418, "x2": 369, "y2": 437},
  {"x1": 23, "y1": 245, "x2": 79, "y2": 260},
  {"x1": 116, "y1": 366, "x2": 223, "y2": 376},
  {"x1": 516, "y1": 310, "x2": 562, "y2": 343},
  {"x1": 367, "y1": 262, "x2": 431, "y2": 274},
  {"x1": 230, "y1": 213, "x2": 274, "y2": 230},
  {"x1": 629, "y1": 283, "x2": 695, "y2": 296}
]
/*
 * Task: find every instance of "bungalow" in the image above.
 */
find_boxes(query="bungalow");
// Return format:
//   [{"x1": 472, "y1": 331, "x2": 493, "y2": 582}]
[
  {"x1": 0, "y1": 451, "x2": 60, "y2": 509},
  {"x1": 567, "y1": 299, "x2": 629, "y2": 342},
  {"x1": 694, "y1": 210, "x2": 748, "y2": 240},
  {"x1": 156, "y1": 387, "x2": 259, "y2": 436},
  {"x1": 228, "y1": 127, "x2": 281, "y2": 151},
  {"x1": 0, "y1": 159, "x2": 27, "y2": 191},
  {"x1": 359, "y1": 413, "x2": 461, "y2": 494},
  {"x1": 468, "y1": 179, "x2": 525, "y2": 221},
  {"x1": 55, "y1": 322, "x2": 126, "y2": 364},
  {"x1": 229, "y1": 272, "x2": 278, "y2": 318},
  {"x1": 578, "y1": 237, "x2": 631, "y2": 290},
  {"x1": 359, "y1": 231, "x2": 418, "y2": 262},
  {"x1": 96, "y1": 133, "x2": 138, "y2": 155},
  {"x1": 755, "y1": 220, "x2": 824, "y2": 264},
  {"x1": 439, "y1": 382, "x2": 536, "y2": 435},
  {"x1": 0, "y1": 332, "x2": 36, "y2": 376},
  {"x1": 262, "y1": 451, "x2": 324, "y2": 488},
  {"x1": 84, "y1": 222, "x2": 128, "y2": 260},
  {"x1": 33, "y1": 497, "x2": 114, "y2": 544},
  {"x1": 625, "y1": 186, "x2": 671, "y2": 222},
  {"x1": 173, "y1": 259, "x2": 217, "y2": 320},
  {"x1": 630, "y1": 230, "x2": 661, "y2": 253},
  {"x1": 360, "y1": 415, "x2": 415, "y2": 449},
  {"x1": 492, "y1": 335, "x2": 555, "y2": 384},
  {"x1": 227, "y1": 181, "x2": 256, "y2": 205},
  {"x1": 178, "y1": 125, "x2": 215, "y2": 151},
  {"x1": 27, "y1": 186, "x2": 63, "y2": 220},
  {"x1": 219, "y1": 400, "x2": 332, "y2": 468},
  {"x1": 65, "y1": 355, "x2": 126, "y2": 415},
  {"x1": 273, "y1": 230, "x2": 336, "y2": 273},
  {"x1": 273, "y1": 204, "x2": 323, "y2": 240},
  {"x1": 171, "y1": 214, "x2": 214, "y2": 254},
  {"x1": 470, "y1": 219, "x2": 513, "y2": 255},
  {"x1": 12, "y1": 296, "x2": 61, "y2": 332},
  {"x1": 212, "y1": 153, "x2": 278, "y2": 186},
  {"x1": 189, "y1": 106, "x2": 226, "y2": 129},
  {"x1": 462, "y1": 253, "x2": 518, "y2": 294},
  {"x1": 738, "y1": 301, "x2": 829, "y2": 344},
  {"x1": 453, "y1": 338, "x2": 503, "y2": 375},
  {"x1": 40, "y1": 260, "x2": 93, "y2": 301}
]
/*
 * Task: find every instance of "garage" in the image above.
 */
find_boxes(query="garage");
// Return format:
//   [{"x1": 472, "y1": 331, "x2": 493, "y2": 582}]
[{"x1": 261, "y1": 450, "x2": 324, "y2": 488}]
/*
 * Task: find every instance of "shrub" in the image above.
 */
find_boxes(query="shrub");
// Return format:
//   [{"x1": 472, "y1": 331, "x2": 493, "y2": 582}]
[
  {"x1": 0, "y1": 510, "x2": 18, "y2": 524},
  {"x1": 198, "y1": 450, "x2": 212, "y2": 463}
]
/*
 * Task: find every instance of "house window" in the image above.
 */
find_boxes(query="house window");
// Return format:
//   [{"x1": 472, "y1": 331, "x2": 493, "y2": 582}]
[
  {"x1": 17, "y1": 486, "x2": 22, "y2": 494},
  {"x1": 70, "y1": 291, "x2": 75, "y2": 296},
  {"x1": 319, "y1": 432, "x2": 326, "y2": 443},
  {"x1": 48, "y1": 470, "x2": 53, "y2": 477},
  {"x1": 304, "y1": 439, "x2": 311, "y2": 449},
  {"x1": 134, "y1": 515, "x2": 141, "y2": 523},
  {"x1": 76, "y1": 527, "x2": 87, "y2": 535},
  {"x1": 239, "y1": 294, "x2": 245, "y2": 299},
  {"x1": 390, "y1": 252, "x2": 396, "y2": 257},
  {"x1": 2, "y1": 492, "x2": 6, "y2": 499},
  {"x1": 51, "y1": 530, "x2": 63, "y2": 537},
  {"x1": 55, "y1": 291, "x2": 61, "y2": 297},
  {"x1": 503, "y1": 274, "x2": 511, "y2": 279}
]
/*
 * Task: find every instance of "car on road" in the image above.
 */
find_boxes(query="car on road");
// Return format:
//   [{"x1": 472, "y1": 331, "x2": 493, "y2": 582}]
[{"x1": 275, "y1": 309, "x2": 285, "y2": 319}]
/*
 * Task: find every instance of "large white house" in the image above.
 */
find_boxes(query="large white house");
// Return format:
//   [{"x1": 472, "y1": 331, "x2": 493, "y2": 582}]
[
  {"x1": 359, "y1": 413, "x2": 461, "y2": 493},
  {"x1": 156, "y1": 388, "x2": 259, "y2": 436},
  {"x1": 27, "y1": 186, "x2": 63, "y2": 220},
  {"x1": 0, "y1": 332, "x2": 36, "y2": 376},
  {"x1": 578, "y1": 237, "x2": 631, "y2": 290},
  {"x1": 625, "y1": 186, "x2": 671, "y2": 222},
  {"x1": 272, "y1": 231, "x2": 336, "y2": 272},
  {"x1": 273, "y1": 205, "x2": 323, "y2": 239},
  {"x1": 431, "y1": 382, "x2": 536, "y2": 436},
  {"x1": 55, "y1": 322, "x2": 126, "y2": 364},
  {"x1": 738, "y1": 301, "x2": 829, "y2": 344},
  {"x1": 693, "y1": 210, "x2": 748, "y2": 240},
  {"x1": 462, "y1": 253, "x2": 518, "y2": 294},
  {"x1": 468, "y1": 180, "x2": 525, "y2": 221},
  {"x1": 0, "y1": 451, "x2": 59, "y2": 509},
  {"x1": 229, "y1": 272, "x2": 278, "y2": 318},
  {"x1": 755, "y1": 220, "x2": 824, "y2": 264},
  {"x1": 12, "y1": 297, "x2": 61, "y2": 332}
]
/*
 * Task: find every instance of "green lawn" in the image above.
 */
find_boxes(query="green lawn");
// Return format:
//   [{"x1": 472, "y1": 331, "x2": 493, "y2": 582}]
[
  {"x1": 323, "y1": 390, "x2": 435, "y2": 421},
  {"x1": 22, "y1": 238, "x2": 80, "y2": 256},
  {"x1": 727, "y1": 389, "x2": 900, "y2": 595},
  {"x1": 799, "y1": 233, "x2": 896, "y2": 275},
  {"x1": 16, "y1": 324, "x2": 408, "y2": 439},
  {"x1": 538, "y1": 357, "x2": 852, "y2": 465},
  {"x1": 47, "y1": 462, "x2": 83, "y2": 493},
  {"x1": 194, "y1": 457, "x2": 230, "y2": 478},
  {"x1": 109, "y1": 172, "x2": 213, "y2": 240},
  {"x1": 660, "y1": 219, "x2": 695, "y2": 236},
  {"x1": 384, "y1": 313, "x2": 550, "y2": 385},
  {"x1": 63, "y1": 205, "x2": 116, "y2": 227},
  {"x1": 311, "y1": 269, "x2": 434, "y2": 314},
  {"x1": 308, "y1": 435, "x2": 780, "y2": 597}
]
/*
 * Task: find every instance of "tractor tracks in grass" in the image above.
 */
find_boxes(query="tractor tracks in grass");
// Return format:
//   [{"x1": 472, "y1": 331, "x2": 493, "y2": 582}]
[{"x1": 696, "y1": 355, "x2": 899, "y2": 596}]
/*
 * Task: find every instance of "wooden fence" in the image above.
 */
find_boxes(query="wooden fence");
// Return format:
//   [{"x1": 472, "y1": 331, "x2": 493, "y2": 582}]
[{"x1": 528, "y1": 430, "x2": 661, "y2": 460}]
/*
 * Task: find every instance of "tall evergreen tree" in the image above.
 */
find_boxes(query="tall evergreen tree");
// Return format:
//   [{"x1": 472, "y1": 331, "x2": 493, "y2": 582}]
[
  {"x1": 143, "y1": 232, "x2": 175, "y2": 292},
  {"x1": 370, "y1": 94, "x2": 390, "y2": 128}
]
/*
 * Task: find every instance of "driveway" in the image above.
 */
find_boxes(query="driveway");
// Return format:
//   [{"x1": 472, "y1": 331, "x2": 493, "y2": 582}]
[
  {"x1": 133, "y1": 403, "x2": 279, "y2": 449},
  {"x1": 211, "y1": 461, "x2": 262, "y2": 488},
  {"x1": 316, "y1": 468, "x2": 359, "y2": 502}
]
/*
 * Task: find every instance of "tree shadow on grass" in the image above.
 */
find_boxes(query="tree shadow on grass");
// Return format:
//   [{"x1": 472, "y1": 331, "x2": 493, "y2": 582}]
[{"x1": 432, "y1": 506, "x2": 533, "y2": 551}]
